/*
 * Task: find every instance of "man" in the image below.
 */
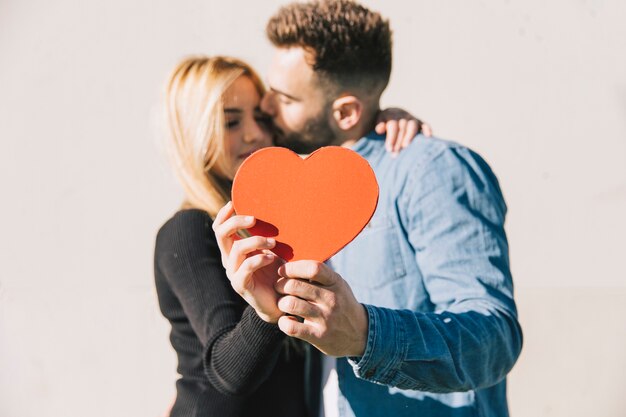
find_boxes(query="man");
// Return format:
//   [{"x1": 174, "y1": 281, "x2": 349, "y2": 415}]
[{"x1": 217, "y1": 1, "x2": 522, "y2": 416}]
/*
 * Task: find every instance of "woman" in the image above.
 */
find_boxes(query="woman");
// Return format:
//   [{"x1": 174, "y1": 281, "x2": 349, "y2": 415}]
[{"x1": 154, "y1": 55, "x2": 426, "y2": 417}]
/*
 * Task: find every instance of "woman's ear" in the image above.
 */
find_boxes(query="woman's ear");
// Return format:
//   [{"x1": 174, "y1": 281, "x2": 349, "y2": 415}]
[{"x1": 331, "y1": 96, "x2": 363, "y2": 131}]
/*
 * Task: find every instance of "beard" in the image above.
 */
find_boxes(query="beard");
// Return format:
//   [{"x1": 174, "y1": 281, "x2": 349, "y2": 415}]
[{"x1": 274, "y1": 111, "x2": 336, "y2": 155}]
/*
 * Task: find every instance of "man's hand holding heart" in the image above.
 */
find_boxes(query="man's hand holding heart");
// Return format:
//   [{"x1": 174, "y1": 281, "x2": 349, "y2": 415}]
[{"x1": 274, "y1": 261, "x2": 369, "y2": 357}]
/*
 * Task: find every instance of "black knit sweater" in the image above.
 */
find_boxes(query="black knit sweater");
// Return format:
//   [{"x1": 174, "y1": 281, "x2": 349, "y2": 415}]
[{"x1": 154, "y1": 209, "x2": 308, "y2": 417}]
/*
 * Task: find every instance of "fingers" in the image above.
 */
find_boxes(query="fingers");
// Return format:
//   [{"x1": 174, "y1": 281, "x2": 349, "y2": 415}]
[
  {"x1": 392, "y1": 119, "x2": 408, "y2": 154},
  {"x1": 213, "y1": 202, "x2": 237, "y2": 266},
  {"x1": 229, "y1": 236, "x2": 276, "y2": 273},
  {"x1": 383, "y1": 120, "x2": 399, "y2": 153},
  {"x1": 230, "y1": 252, "x2": 276, "y2": 291},
  {"x1": 214, "y1": 213, "x2": 256, "y2": 256},
  {"x1": 275, "y1": 277, "x2": 323, "y2": 301},
  {"x1": 375, "y1": 120, "x2": 386, "y2": 134},
  {"x1": 277, "y1": 261, "x2": 336, "y2": 286},
  {"x1": 421, "y1": 122, "x2": 433, "y2": 137},
  {"x1": 216, "y1": 214, "x2": 257, "y2": 240},
  {"x1": 383, "y1": 118, "x2": 423, "y2": 155},
  {"x1": 384, "y1": 118, "x2": 430, "y2": 154},
  {"x1": 402, "y1": 119, "x2": 419, "y2": 149},
  {"x1": 278, "y1": 295, "x2": 321, "y2": 318},
  {"x1": 374, "y1": 108, "x2": 391, "y2": 135},
  {"x1": 277, "y1": 315, "x2": 318, "y2": 342},
  {"x1": 213, "y1": 201, "x2": 235, "y2": 230}
]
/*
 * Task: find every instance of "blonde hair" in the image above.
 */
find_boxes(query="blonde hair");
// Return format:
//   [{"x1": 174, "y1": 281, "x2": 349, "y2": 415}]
[{"x1": 163, "y1": 56, "x2": 266, "y2": 218}]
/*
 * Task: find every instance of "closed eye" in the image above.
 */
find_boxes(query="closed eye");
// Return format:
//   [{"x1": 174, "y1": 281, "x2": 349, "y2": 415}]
[
  {"x1": 268, "y1": 86, "x2": 299, "y2": 104},
  {"x1": 278, "y1": 96, "x2": 293, "y2": 105},
  {"x1": 226, "y1": 119, "x2": 240, "y2": 129}
]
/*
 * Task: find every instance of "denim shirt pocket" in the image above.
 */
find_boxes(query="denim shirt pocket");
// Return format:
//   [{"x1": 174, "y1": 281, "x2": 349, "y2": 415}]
[{"x1": 344, "y1": 214, "x2": 407, "y2": 289}]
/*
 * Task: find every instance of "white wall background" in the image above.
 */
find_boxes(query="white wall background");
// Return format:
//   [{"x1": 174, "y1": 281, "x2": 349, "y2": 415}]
[{"x1": 1, "y1": 1, "x2": 624, "y2": 416}]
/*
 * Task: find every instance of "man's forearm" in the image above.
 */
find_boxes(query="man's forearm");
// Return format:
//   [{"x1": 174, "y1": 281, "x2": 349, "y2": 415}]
[{"x1": 348, "y1": 304, "x2": 523, "y2": 392}]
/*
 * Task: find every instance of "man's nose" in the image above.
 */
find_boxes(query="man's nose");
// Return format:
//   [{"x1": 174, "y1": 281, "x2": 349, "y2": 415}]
[{"x1": 260, "y1": 91, "x2": 276, "y2": 116}]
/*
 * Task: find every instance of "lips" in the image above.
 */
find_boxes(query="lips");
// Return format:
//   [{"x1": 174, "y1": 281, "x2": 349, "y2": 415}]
[{"x1": 239, "y1": 149, "x2": 261, "y2": 160}]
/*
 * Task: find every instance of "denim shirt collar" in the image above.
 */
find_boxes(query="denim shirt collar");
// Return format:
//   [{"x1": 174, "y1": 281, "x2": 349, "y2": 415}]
[{"x1": 350, "y1": 131, "x2": 386, "y2": 158}]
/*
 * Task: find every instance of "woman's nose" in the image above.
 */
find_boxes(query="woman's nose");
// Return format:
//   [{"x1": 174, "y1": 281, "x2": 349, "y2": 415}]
[{"x1": 243, "y1": 122, "x2": 264, "y2": 143}]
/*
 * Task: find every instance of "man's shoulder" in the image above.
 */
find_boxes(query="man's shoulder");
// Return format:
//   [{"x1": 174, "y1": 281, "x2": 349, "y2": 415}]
[
  {"x1": 373, "y1": 134, "x2": 503, "y2": 201},
  {"x1": 402, "y1": 136, "x2": 506, "y2": 212},
  {"x1": 401, "y1": 134, "x2": 465, "y2": 163},
  {"x1": 360, "y1": 133, "x2": 467, "y2": 163},
  {"x1": 382, "y1": 134, "x2": 485, "y2": 179}
]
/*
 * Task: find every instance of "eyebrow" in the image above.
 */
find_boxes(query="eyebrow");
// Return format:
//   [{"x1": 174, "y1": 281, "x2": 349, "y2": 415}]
[
  {"x1": 224, "y1": 106, "x2": 264, "y2": 114},
  {"x1": 269, "y1": 86, "x2": 300, "y2": 101}
]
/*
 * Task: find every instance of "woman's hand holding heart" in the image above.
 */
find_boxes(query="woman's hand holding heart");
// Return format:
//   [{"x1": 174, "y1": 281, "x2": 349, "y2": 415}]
[{"x1": 213, "y1": 202, "x2": 285, "y2": 323}]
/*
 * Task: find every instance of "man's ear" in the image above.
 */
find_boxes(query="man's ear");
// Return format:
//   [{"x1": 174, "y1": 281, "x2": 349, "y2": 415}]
[{"x1": 331, "y1": 96, "x2": 363, "y2": 131}]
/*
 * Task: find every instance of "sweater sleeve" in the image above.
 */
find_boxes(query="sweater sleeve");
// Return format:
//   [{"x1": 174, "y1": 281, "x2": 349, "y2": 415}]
[{"x1": 155, "y1": 209, "x2": 286, "y2": 396}]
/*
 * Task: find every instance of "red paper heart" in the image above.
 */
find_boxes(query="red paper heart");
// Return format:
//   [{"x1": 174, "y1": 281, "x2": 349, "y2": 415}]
[{"x1": 232, "y1": 146, "x2": 379, "y2": 261}]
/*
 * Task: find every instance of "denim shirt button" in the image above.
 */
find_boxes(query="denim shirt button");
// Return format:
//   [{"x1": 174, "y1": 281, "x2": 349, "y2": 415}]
[{"x1": 364, "y1": 369, "x2": 375, "y2": 378}]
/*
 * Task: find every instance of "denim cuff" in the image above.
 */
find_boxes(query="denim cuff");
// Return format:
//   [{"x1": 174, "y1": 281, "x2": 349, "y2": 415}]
[{"x1": 348, "y1": 304, "x2": 406, "y2": 385}]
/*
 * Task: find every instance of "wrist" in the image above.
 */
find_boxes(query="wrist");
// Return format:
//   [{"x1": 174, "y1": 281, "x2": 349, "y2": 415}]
[
  {"x1": 256, "y1": 310, "x2": 281, "y2": 324},
  {"x1": 348, "y1": 303, "x2": 369, "y2": 357}
]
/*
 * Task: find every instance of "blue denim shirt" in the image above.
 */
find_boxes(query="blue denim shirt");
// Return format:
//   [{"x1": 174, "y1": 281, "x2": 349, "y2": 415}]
[{"x1": 327, "y1": 132, "x2": 522, "y2": 417}]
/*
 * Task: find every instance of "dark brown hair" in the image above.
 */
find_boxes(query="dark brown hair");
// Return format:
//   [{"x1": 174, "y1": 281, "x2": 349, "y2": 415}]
[{"x1": 266, "y1": 0, "x2": 392, "y2": 95}]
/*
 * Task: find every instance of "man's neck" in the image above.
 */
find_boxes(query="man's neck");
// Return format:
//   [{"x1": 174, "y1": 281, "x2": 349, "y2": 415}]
[
  {"x1": 340, "y1": 138, "x2": 359, "y2": 148},
  {"x1": 334, "y1": 106, "x2": 380, "y2": 148}
]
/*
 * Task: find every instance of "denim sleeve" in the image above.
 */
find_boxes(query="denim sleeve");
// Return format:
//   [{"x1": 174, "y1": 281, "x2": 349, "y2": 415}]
[{"x1": 348, "y1": 146, "x2": 523, "y2": 392}]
